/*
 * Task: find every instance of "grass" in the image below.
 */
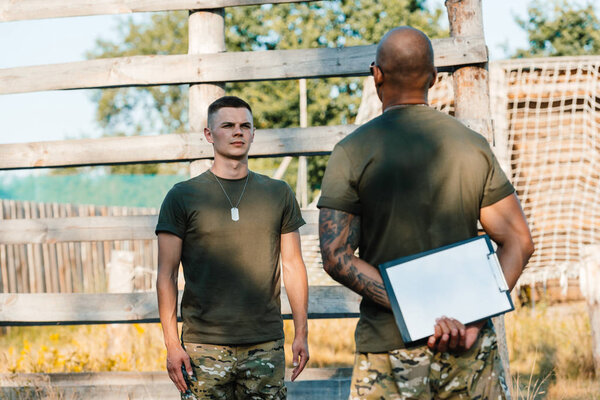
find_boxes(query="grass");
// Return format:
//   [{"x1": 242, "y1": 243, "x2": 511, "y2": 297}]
[
  {"x1": 0, "y1": 302, "x2": 597, "y2": 399},
  {"x1": 505, "y1": 301, "x2": 598, "y2": 399},
  {"x1": 0, "y1": 324, "x2": 166, "y2": 373}
]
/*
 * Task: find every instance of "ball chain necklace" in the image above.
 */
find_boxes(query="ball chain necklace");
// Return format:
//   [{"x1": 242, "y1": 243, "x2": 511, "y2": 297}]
[{"x1": 211, "y1": 170, "x2": 250, "y2": 222}]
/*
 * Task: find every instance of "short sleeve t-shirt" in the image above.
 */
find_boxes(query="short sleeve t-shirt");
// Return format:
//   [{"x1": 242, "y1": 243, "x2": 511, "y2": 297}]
[
  {"x1": 156, "y1": 170, "x2": 305, "y2": 345},
  {"x1": 317, "y1": 105, "x2": 514, "y2": 353}
]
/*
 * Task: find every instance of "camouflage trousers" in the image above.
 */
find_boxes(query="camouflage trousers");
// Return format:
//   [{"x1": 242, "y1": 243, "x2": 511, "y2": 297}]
[
  {"x1": 181, "y1": 338, "x2": 286, "y2": 400},
  {"x1": 350, "y1": 326, "x2": 511, "y2": 400}
]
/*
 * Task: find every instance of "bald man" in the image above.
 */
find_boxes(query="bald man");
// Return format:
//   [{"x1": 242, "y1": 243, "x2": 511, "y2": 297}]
[{"x1": 318, "y1": 27, "x2": 533, "y2": 399}]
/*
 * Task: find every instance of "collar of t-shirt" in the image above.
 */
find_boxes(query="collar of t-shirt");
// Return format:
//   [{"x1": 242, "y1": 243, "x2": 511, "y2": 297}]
[{"x1": 383, "y1": 103, "x2": 428, "y2": 113}]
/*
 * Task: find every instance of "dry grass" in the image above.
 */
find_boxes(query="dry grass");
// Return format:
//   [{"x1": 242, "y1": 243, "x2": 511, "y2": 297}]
[
  {"x1": 0, "y1": 324, "x2": 166, "y2": 373},
  {"x1": 546, "y1": 377, "x2": 600, "y2": 400},
  {"x1": 506, "y1": 301, "x2": 598, "y2": 399},
  {"x1": 0, "y1": 302, "x2": 597, "y2": 399},
  {"x1": 283, "y1": 318, "x2": 357, "y2": 367}
]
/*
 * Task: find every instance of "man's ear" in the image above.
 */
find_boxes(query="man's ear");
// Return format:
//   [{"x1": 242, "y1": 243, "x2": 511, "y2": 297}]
[
  {"x1": 372, "y1": 65, "x2": 384, "y2": 87},
  {"x1": 372, "y1": 67, "x2": 384, "y2": 102},
  {"x1": 250, "y1": 127, "x2": 255, "y2": 143},
  {"x1": 428, "y1": 67, "x2": 438, "y2": 89},
  {"x1": 204, "y1": 127, "x2": 214, "y2": 143}
]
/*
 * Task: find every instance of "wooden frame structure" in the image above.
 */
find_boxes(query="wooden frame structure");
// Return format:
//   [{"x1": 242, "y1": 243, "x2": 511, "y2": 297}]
[{"x1": 0, "y1": 0, "x2": 500, "y2": 397}]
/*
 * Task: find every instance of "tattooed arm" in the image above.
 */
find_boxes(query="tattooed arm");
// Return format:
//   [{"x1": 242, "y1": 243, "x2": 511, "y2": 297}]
[{"x1": 318, "y1": 208, "x2": 390, "y2": 309}]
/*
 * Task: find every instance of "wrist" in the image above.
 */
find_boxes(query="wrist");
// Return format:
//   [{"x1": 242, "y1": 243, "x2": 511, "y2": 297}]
[
  {"x1": 165, "y1": 338, "x2": 182, "y2": 351},
  {"x1": 294, "y1": 325, "x2": 308, "y2": 338}
]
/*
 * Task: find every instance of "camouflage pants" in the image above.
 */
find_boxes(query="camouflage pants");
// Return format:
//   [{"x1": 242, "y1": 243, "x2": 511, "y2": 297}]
[
  {"x1": 181, "y1": 338, "x2": 286, "y2": 400},
  {"x1": 350, "y1": 326, "x2": 511, "y2": 400}
]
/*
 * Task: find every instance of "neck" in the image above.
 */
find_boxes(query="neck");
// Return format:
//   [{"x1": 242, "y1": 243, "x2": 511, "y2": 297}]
[
  {"x1": 381, "y1": 91, "x2": 429, "y2": 112},
  {"x1": 211, "y1": 157, "x2": 249, "y2": 179}
]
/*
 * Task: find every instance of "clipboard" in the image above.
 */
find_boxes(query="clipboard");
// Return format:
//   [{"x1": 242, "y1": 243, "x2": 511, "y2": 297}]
[{"x1": 379, "y1": 235, "x2": 514, "y2": 344}]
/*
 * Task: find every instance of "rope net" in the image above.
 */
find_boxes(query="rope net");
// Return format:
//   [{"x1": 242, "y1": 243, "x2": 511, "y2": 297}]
[{"x1": 491, "y1": 57, "x2": 600, "y2": 286}]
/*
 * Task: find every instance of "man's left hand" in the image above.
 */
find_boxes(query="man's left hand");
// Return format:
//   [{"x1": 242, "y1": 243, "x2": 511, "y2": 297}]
[{"x1": 290, "y1": 335, "x2": 309, "y2": 381}]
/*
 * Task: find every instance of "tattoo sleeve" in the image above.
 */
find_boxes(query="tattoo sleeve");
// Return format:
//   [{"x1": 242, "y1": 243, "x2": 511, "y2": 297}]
[{"x1": 319, "y1": 208, "x2": 390, "y2": 309}]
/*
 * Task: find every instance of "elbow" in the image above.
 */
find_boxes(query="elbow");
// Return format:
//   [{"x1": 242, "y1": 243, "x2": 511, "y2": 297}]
[
  {"x1": 320, "y1": 251, "x2": 338, "y2": 278},
  {"x1": 321, "y1": 256, "x2": 334, "y2": 276},
  {"x1": 524, "y1": 236, "x2": 535, "y2": 261},
  {"x1": 156, "y1": 267, "x2": 178, "y2": 291},
  {"x1": 514, "y1": 232, "x2": 535, "y2": 269}
]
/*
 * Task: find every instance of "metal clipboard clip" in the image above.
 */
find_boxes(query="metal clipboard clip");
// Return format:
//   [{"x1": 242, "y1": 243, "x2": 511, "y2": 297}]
[{"x1": 487, "y1": 252, "x2": 509, "y2": 292}]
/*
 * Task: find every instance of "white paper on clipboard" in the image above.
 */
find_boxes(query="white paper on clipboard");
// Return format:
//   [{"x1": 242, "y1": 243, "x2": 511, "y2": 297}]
[{"x1": 379, "y1": 235, "x2": 513, "y2": 343}]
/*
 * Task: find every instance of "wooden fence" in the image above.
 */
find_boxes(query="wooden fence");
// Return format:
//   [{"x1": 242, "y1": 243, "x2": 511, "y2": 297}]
[
  {"x1": 0, "y1": 0, "x2": 496, "y2": 397},
  {"x1": 0, "y1": 199, "x2": 158, "y2": 294},
  {"x1": 0, "y1": 198, "x2": 328, "y2": 295}
]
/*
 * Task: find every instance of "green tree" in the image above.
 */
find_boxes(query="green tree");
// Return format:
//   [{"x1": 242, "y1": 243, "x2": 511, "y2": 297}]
[
  {"x1": 88, "y1": 0, "x2": 446, "y2": 187},
  {"x1": 515, "y1": 0, "x2": 600, "y2": 57}
]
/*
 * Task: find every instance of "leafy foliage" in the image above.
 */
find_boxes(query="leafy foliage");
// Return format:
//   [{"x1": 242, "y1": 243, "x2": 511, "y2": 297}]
[
  {"x1": 515, "y1": 0, "x2": 600, "y2": 57},
  {"x1": 86, "y1": 1, "x2": 446, "y2": 187}
]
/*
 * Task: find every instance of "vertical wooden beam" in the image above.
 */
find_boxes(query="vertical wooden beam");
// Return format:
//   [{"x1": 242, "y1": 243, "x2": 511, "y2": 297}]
[
  {"x1": 106, "y1": 250, "x2": 135, "y2": 358},
  {"x1": 446, "y1": 0, "x2": 492, "y2": 141},
  {"x1": 188, "y1": 9, "x2": 225, "y2": 178},
  {"x1": 0, "y1": 201, "x2": 7, "y2": 294},
  {"x1": 297, "y1": 79, "x2": 308, "y2": 207},
  {"x1": 445, "y1": 0, "x2": 513, "y2": 393},
  {"x1": 581, "y1": 244, "x2": 600, "y2": 375},
  {"x1": 38, "y1": 203, "x2": 52, "y2": 292},
  {"x1": 488, "y1": 64, "x2": 511, "y2": 174}
]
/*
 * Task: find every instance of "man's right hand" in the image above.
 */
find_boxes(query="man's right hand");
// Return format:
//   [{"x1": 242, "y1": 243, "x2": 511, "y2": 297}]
[
  {"x1": 427, "y1": 317, "x2": 485, "y2": 353},
  {"x1": 166, "y1": 344, "x2": 193, "y2": 393}
]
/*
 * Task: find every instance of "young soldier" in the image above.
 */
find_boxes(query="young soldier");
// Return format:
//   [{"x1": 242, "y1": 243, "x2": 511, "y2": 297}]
[
  {"x1": 156, "y1": 96, "x2": 309, "y2": 399},
  {"x1": 318, "y1": 27, "x2": 534, "y2": 399}
]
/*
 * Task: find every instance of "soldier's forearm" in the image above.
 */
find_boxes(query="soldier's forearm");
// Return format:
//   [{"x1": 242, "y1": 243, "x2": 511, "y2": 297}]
[
  {"x1": 326, "y1": 254, "x2": 390, "y2": 309},
  {"x1": 282, "y1": 261, "x2": 308, "y2": 337},
  {"x1": 156, "y1": 273, "x2": 181, "y2": 349},
  {"x1": 319, "y1": 208, "x2": 390, "y2": 309}
]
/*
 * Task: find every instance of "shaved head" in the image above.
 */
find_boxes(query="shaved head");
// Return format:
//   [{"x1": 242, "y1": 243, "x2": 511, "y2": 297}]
[{"x1": 375, "y1": 27, "x2": 436, "y2": 92}]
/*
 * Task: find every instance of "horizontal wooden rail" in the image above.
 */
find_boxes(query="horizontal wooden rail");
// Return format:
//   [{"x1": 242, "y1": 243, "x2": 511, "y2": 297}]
[
  {"x1": 0, "y1": 285, "x2": 360, "y2": 325},
  {"x1": 0, "y1": 118, "x2": 492, "y2": 171},
  {"x1": 0, "y1": 0, "x2": 322, "y2": 22},
  {"x1": 0, "y1": 125, "x2": 356, "y2": 170},
  {"x1": 0, "y1": 369, "x2": 352, "y2": 399},
  {"x1": 0, "y1": 37, "x2": 487, "y2": 95},
  {"x1": 0, "y1": 210, "x2": 318, "y2": 244},
  {"x1": 0, "y1": 369, "x2": 352, "y2": 386}
]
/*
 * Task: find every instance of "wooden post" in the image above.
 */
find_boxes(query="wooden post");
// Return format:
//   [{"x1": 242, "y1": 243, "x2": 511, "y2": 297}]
[
  {"x1": 106, "y1": 250, "x2": 134, "y2": 358},
  {"x1": 188, "y1": 9, "x2": 225, "y2": 178},
  {"x1": 274, "y1": 157, "x2": 293, "y2": 180},
  {"x1": 446, "y1": 0, "x2": 493, "y2": 140},
  {"x1": 581, "y1": 244, "x2": 600, "y2": 374},
  {"x1": 445, "y1": 0, "x2": 513, "y2": 391},
  {"x1": 489, "y1": 65, "x2": 511, "y2": 174},
  {"x1": 297, "y1": 79, "x2": 308, "y2": 207}
]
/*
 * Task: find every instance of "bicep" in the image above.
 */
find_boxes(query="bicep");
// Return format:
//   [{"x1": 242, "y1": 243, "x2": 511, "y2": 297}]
[
  {"x1": 479, "y1": 193, "x2": 531, "y2": 246},
  {"x1": 157, "y1": 232, "x2": 183, "y2": 273},
  {"x1": 318, "y1": 208, "x2": 360, "y2": 257}
]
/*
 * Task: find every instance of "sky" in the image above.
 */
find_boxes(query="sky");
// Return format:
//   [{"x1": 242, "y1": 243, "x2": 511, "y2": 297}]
[{"x1": 0, "y1": 1, "x2": 559, "y2": 149}]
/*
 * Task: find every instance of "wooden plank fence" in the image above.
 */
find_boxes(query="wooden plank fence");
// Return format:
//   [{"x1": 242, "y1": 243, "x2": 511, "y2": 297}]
[
  {"x1": 0, "y1": 0, "x2": 324, "y2": 21},
  {"x1": 0, "y1": 286, "x2": 360, "y2": 325},
  {"x1": 0, "y1": 0, "x2": 499, "y2": 397},
  {"x1": 0, "y1": 38, "x2": 486, "y2": 95},
  {"x1": 0, "y1": 369, "x2": 353, "y2": 400},
  {"x1": 0, "y1": 199, "x2": 158, "y2": 294},
  {"x1": 0, "y1": 126, "x2": 357, "y2": 170},
  {"x1": 0, "y1": 199, "x2": 321, "y2": 294}
]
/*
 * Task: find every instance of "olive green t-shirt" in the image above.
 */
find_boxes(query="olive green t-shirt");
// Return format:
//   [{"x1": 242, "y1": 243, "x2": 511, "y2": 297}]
[
  {"x1": 156, "y1": 170, "x2": 305, "y2": 345},
  {"x1": 317, "y1": 105, "x2": 515, "y2": 353}
]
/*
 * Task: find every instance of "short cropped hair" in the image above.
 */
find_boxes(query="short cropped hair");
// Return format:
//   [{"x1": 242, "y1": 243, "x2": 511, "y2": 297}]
[{"x1": 207, "y1": 96, "x2": 253, "y2": 128}]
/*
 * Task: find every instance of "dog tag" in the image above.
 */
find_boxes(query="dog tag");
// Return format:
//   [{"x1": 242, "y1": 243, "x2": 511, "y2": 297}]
[{"x1": 231, "y1": 207, "x2": 239, "y2": 221}]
